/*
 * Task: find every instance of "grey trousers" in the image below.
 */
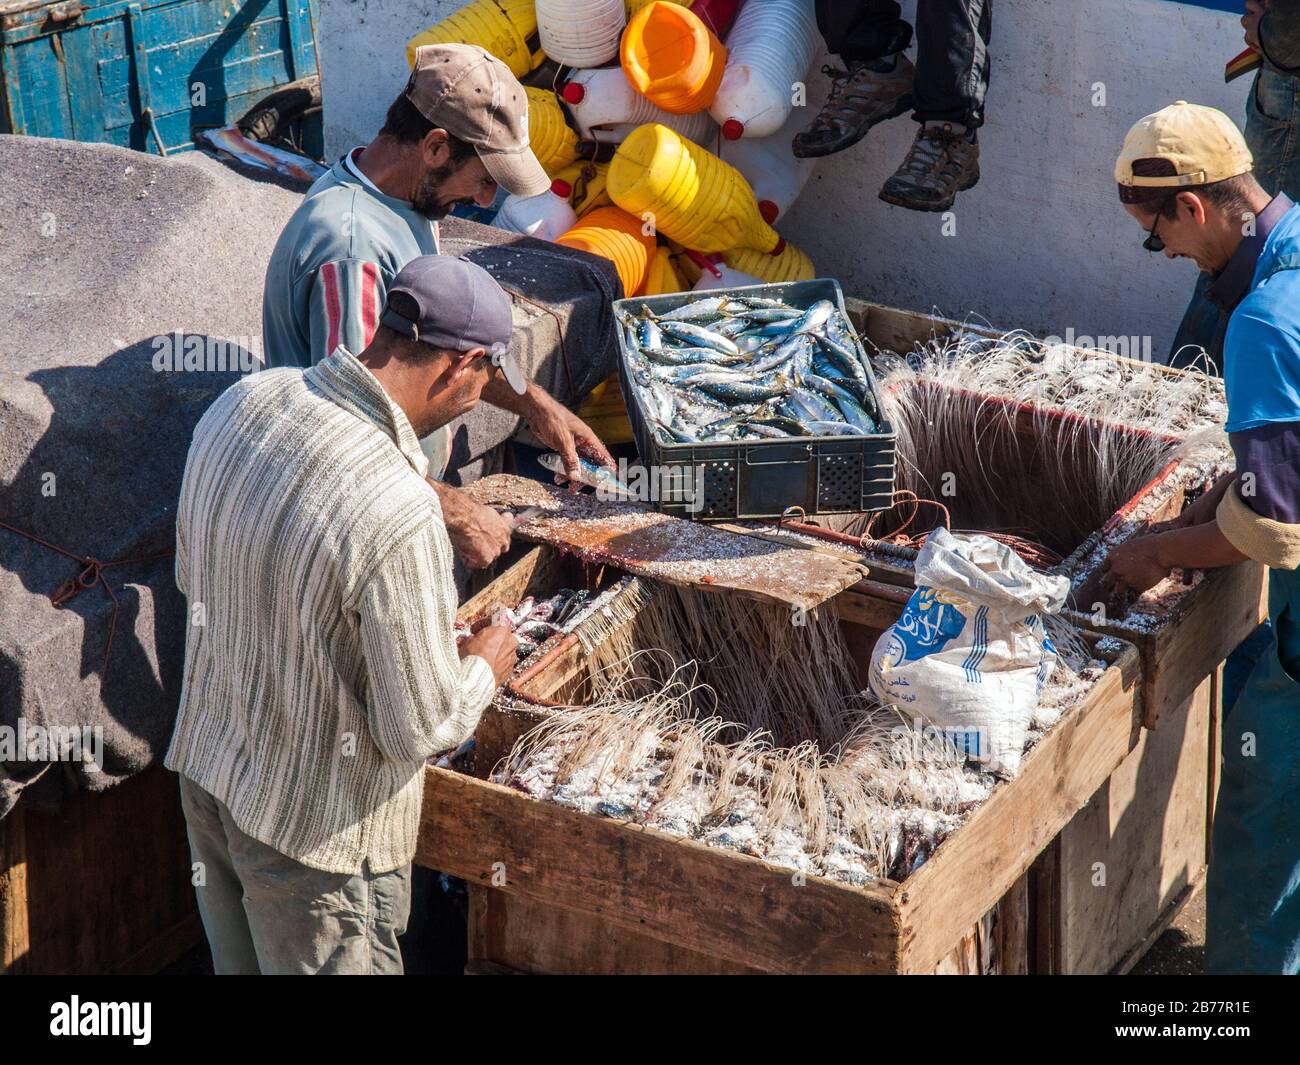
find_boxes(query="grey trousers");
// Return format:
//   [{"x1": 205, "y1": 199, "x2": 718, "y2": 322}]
[{"x1": 179, "y1": 775, "x2": 411, "y2": 975}]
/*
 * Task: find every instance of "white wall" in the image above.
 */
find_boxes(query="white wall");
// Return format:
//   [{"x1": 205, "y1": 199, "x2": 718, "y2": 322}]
[{"x1": 318, "y1": 0, "x2": 1250, "y2": 354}]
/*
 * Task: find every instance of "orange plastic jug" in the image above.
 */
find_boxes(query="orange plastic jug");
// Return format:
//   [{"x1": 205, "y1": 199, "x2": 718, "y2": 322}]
[
  {"x1": 525, "y1": 87, "x2": 580, "y2": 175},
  {"x1": 608, "y1": 123, "x2": 782, "y2": 254},
  {"x1": 555, "y1": 206, "x2": 657, "y2": 296},
  {"x1": 725, "y1": 242, "x2": 815, "y2": 283},
  {"x1": 620, "y1": 2, "x2": 727, "y2": 115},
  {"x1": 406, "y1": 0, "x2": 536, "y2": 78}
]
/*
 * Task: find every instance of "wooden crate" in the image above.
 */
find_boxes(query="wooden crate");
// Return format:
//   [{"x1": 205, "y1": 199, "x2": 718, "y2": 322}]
[
  {"x1": 0, "y1": 764, "x2": 201, "y2": 974},
  {"x1": 843, "y1": 298, "x2": 1267, "y2": 728},
  {"x1": 421, "y1": 549, "x2": 1147, "y2": 974}
]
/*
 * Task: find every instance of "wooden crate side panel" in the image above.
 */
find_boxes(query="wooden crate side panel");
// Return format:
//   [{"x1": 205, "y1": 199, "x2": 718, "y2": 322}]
[
  {"x1": 1054, "y1": 681, "x2": 1212, "y2": 974},
  {"x1": 3, "y1": 765, "x2": 199, "y2": 974},
  {"x1": 418, "y1": 767, "x2": 904, "y2": 974},
  {"x1": 468, "y1": 888, "x2": 765, "y2": 975},
  {"x1": 896, "y1": 643, "x2": 1144, "y2": 973},
  {"x1": 0, "y1": 803, "x2": 29, "y2": 974}
]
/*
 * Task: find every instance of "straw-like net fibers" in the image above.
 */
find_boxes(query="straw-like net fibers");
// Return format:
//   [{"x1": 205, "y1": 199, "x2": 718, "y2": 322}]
[{"x1": 861, "y1": 332, "x2": 1229, "y2": 556}]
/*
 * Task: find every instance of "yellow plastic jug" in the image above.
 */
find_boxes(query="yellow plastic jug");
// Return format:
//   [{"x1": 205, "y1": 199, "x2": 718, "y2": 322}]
[
  {"x1": 552, "y1": 161, "x2": 614, "y2": 216},
  {"x1": 644, "y1": 246, "x2": 688, "y2": 294},
  {"x1": 621, "y1": 2, "x2": 726, "y2": 115},
  {"x1": 497, "y1": 0, "x2": 547, "y2": 68},
  {"x1": 406, "y1": 0, "x2": 534, "y2": 78},
  {"x1": 555, "y1": 206, "x2": 657, "y2": 297},
  {"x1": 608, "y1": 123, "x2": 781, "y2": 253},
  {"x1": 725, "y1": 242, "x2": 815, "y2": 283},
  {"x1": 526, "y1": 87, "x2": 580, "y2": 176}
]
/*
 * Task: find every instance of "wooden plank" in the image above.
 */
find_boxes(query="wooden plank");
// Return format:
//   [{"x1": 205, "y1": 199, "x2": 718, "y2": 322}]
[
  {"x1": 458, "y1": 544, "x2": 553, "y2": 624},
  {"x1": 0, "y1": 803, "x2": 29, "y2": 975},
  {"x1": 1110, "y1": 870, "x2": 1206, "y2": 975},
  {"x1": 1074, "y1": 561, "x2": 1265, "y2": 728},
  {"x1": 8, "y1": 765, "x2": 199, "y2": 974},
  {"x1": 464, "y1": 475, "x2": 870, "y2": 613},
  {"x1": 1053, "y1": 682, "x2": 1211, "y2": 974},
  {"x1": 469, "y1": 888, "x2": 764, "y2": 974},
  {"x1": 895, "y1": 640, "x2": 1144, "y2": 973},
  {"x1": 996, "y1": 872, "x2": 1032, "y2": 975},
  {"x1": 417, "y1": 767, "x2": 904, "y2": 974}
]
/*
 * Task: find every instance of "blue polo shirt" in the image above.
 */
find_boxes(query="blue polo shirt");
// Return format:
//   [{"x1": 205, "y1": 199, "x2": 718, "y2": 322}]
[{"x1": 1223, "y1": 200, "x2": 1300, "y2": 523}]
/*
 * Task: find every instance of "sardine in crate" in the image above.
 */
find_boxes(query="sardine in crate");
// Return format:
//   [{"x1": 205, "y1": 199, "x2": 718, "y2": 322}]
[
  {"x1": 614, "y1": 279, "x2": 897, "y2": 521},
  {"x1": 420, "y1": 544, "x2": 1157, "y2": 974}
]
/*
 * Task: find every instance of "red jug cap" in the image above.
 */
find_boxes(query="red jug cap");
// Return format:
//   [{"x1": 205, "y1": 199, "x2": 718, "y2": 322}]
[
  {"x1": 722, "y1": 119, "x2": 744, "y2": 140},
  {"x1": 561, "y1": 82, "x2": 585, "y2": 104},
  {"x1": 758, "y1": 200, "x2": 779, "y2": 224},
  {"x1": 551, "y1": 178, "x2": 573, "y2": 198}
]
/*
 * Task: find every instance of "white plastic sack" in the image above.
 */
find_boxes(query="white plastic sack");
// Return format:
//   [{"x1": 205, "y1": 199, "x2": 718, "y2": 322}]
[{"x1": 868, "y1": 528, "x2": 1071, "y2": 777}]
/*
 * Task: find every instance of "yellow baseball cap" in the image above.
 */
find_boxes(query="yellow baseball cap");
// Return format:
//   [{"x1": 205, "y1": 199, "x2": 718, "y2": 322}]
[{"x1": 1114, "y1": 101, "x2": 1252, "y2": 199}]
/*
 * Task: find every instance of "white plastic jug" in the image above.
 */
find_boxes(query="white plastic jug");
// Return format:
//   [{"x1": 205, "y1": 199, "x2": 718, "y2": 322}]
[
  {"x1": 716, "y1": 107, "x2": 817, "y2": 221},
  {"x1": 560, "y1": 68, "x2": 717, "y2": 145},
  {"x1": 537, "y1": 0, "x2": 626, "y2": 68},
  {"x1": 710, "y1": 0, "x2": 819, "y2": 139},
  {"x1": 493, "y1": 179, "x2": 579, "y2": 241}
]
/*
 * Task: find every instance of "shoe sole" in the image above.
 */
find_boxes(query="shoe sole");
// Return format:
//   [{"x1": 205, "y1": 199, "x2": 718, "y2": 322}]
[
  {"x1": 792, "y1": 93, "x2": 915, "y2": 159},
  {"x1": 878, "y1": 167, "x2": 980, "y2": 212}
]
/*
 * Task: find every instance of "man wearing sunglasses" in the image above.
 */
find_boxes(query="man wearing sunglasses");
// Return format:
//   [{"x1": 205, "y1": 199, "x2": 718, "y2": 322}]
[{"x1": 1106, "y1": 101, "x2": 1300, "y2": 974}]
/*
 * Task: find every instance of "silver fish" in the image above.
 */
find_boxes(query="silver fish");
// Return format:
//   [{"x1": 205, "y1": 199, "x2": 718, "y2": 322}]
[
  {"x1": 658, "y1": 320, "x2": 741, "y2": 356},
  {"x1": 538, "y1": 453, "x2": 633, "y2": 496}
]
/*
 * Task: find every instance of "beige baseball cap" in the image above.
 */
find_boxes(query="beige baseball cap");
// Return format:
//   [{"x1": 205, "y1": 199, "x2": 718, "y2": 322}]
[
  {"x1": 1115, "y1": 101, "x2": 1252, "y2": 197},
  {"x1": 406, "y1": 43, "x2": 551, "y2": 198}
]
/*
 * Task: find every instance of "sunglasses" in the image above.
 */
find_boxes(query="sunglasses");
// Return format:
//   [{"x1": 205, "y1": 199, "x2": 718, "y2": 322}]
[{"x1": 1143, "y1": 212, "x2": 1165, "y2": 253}]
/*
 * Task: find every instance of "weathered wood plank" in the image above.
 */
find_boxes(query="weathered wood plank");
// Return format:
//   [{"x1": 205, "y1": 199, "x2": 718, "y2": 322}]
[
  {"x1": 896, "y1": 641, "x2": 1144, "y2": 973},
  {"x1": 1053, "y1": 682, "x2": 1211, "y2": 974},
  {"x1": 417, "y1": 767, "x2": 904, "y2": 974}
]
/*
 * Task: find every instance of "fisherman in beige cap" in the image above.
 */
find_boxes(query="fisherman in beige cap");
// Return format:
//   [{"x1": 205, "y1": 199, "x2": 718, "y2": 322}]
[
  {"x1": 263, "y1": 44, "x2": 614, "y2": 569},
  {"x1": 1105, "y1": 101, "x2": 1300, "y2": 975}
]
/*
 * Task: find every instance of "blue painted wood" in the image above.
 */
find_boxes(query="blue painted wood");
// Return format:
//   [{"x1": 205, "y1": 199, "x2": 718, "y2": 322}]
[{"x1": 1, "y1": 0, "x2": 319, "y2": 151}]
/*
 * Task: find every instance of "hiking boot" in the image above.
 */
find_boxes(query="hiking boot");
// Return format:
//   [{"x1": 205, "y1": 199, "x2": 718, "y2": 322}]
[
  {"x1": 878, "y1": 123, "x2": 980, "y2": 212},
  {"x1": 791, "y1": 54, "x2": 915, "y2": 159}
]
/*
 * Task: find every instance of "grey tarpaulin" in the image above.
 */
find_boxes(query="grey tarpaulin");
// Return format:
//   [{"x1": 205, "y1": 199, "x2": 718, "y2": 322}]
[{"x1": 0, "y1": 135, "x2": 622, "y2": 816}]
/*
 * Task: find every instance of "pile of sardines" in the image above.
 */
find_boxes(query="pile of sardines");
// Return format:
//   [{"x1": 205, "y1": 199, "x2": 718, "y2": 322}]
[
  {"x1": 618, "y1": 295, "x2": 880, "y2": 444},
  {"x1": 454, "y1": 589, "x2": 593, "y2": 661}
]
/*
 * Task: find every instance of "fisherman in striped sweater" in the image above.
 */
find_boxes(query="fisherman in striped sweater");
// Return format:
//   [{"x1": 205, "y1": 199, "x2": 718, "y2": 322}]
[
  {"x1": 167, "y1": 256, "x2": 520, "y2": 974},
  {"x1": 263, "y1": 43, "x2": 613, "y2": 571}
]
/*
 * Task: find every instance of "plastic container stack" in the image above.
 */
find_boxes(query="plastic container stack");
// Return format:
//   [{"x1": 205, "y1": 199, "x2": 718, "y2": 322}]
[
  {"x1": 711, "y1": 0, "x2": 819, "y2": 140},
  {"x1": 403, "y1": 0, "x2": 827, "y2": 440}
]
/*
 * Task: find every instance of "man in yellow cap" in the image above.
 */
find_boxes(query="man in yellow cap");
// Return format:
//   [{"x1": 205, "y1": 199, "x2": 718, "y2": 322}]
[{"x1": 1106, "y1": 101, "x2": 1300, "y2": 974}]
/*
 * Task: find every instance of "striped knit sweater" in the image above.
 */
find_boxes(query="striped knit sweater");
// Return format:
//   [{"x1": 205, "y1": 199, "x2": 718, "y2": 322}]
[{"x1": 165, "y1": 346, "x2": 496, "y2": 874}]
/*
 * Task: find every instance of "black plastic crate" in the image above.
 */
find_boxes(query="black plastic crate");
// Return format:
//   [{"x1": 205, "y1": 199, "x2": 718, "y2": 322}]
[{"x1": 613, "y1": 278, "x2": 897, "y2": 521}]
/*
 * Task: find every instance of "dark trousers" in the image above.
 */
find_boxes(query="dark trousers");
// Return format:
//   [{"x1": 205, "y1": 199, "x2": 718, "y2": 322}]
[{"x1": 815, "y1": 0, "x2": 992, "y2": 128}]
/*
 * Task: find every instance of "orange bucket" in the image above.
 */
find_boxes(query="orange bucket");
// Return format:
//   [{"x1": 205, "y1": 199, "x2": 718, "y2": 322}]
[
  {"x1": 620, "y1": 1, "x2": 726, "y2": 115},
  {"x1": 555, "y1": 206, "x2": 657, "y2": 297}
]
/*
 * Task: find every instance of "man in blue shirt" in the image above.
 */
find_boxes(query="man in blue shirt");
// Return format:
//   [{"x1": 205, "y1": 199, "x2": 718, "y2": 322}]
[{"x1": 1107, "y1": 101, "x2": 1300, "y2": 974}]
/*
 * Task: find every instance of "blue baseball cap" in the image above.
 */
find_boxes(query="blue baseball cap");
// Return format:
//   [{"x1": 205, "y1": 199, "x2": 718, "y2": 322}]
[{"x1": 380, "y1": 255, "x2": 525, "y2": 394}]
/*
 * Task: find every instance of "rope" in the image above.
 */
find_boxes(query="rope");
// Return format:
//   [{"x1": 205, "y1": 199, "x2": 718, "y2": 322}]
[{"x1": 0, "y1": 518, "x2": 173, "y2": 674}]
